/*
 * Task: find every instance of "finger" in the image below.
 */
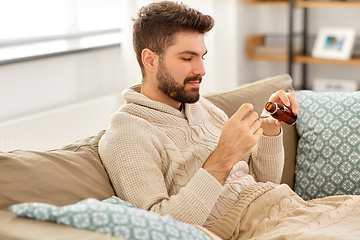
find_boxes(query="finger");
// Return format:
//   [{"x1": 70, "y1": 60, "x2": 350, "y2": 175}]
[
  {"x1": 243, "y1": 111, "x2": 260, "y2": 123},
  {"x1": 275, "y1": 120, "x2": 281, "y2": 127},
  {"x1": 253, "y1": 125, "x2": 263, "y2": 139},
  {"x1": 287, "y1": 92, "x2": 300, "y2": 114},
  {"x1": 276, "y1": 90, "x2": 291, "y2": 107},
  {"x1": 269, "y1": 90, "x2": 290, "y2": 107},
  {"x1": 233, "y1": 103, "x2": 254, "y2": 120},
  {"x1": 249, "y1": 118, "x2": 262, "y2": 132},
  {"x1": 260, "y1": 114, "x2": 281, "y2": 127}
]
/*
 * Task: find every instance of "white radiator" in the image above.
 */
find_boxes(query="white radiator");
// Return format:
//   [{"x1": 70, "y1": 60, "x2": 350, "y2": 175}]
[{"x1": 0, "y1": 94, "x2": 123, "y2": 152}]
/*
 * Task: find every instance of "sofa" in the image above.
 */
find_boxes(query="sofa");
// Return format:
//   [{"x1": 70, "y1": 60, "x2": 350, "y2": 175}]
[{"x1": 1, "y1": 73, "x2": 356, "y2": 239}]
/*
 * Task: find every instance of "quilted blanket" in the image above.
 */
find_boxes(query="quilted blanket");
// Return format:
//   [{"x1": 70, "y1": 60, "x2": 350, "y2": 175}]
[{"x1": 210, "y1": 182, "x2": 360, "y2": 240}]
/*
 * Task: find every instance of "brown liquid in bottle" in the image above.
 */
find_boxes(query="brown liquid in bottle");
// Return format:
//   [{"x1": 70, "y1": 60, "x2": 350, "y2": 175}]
[{"x1": 265, "y1": 102, "x2": 297, "y2": 125}]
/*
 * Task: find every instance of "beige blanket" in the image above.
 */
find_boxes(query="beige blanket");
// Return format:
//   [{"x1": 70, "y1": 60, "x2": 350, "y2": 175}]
[{"x1": 210, "y1": 182, "x2": 360, "y2": 240}]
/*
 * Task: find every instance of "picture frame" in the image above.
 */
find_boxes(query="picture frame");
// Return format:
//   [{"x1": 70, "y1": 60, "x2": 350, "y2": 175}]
[{"x1": 311, "y1": 26, "x2": 357, "y2": 60}]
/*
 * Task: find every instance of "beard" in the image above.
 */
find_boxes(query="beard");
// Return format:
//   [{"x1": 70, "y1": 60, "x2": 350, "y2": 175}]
[{"x1": 156, "y1": 61, "x2": 202, "y2": 104}]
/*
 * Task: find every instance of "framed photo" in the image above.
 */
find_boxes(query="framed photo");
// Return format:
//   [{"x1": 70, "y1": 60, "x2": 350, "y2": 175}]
[{"x1": 312, "y1": 27, "x2": 357, "y2": 60}]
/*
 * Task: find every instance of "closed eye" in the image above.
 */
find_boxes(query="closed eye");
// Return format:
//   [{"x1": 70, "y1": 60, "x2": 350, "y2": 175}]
[
  {"x1": 182, "y1": 56, "x2": 205, "y2": 61},
  {"x1": 178, "y1": 50, "x2": 207, "y2": 62}
]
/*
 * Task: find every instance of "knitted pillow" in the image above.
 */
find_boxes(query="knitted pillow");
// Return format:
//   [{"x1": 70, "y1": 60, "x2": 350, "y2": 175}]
[
  {"x1": 295, "y1": 91, "x2": 360, "y2": 200},
  {"x1": 9, "y1": 196, "x2": 210, "y2": 240}
]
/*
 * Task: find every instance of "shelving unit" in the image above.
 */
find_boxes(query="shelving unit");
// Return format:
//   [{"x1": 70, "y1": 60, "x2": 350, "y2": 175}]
[
  {"x1": 247, "y1": 34, "x2": 360, "y2": 65},
  {"x1": 247, "y1": 0, "x2": 360, "y2": 89},
  {"x1": 249, "y1": 0, "x2": 360, "y2": 7}
]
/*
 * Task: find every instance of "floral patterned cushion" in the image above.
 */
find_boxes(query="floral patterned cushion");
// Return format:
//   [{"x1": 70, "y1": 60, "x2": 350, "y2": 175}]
[
  {"x1": 9, "y1": 196, "x2": 210, "y2": 240},
  {"x1": 295, "y1": 91, "x2": 360, "y2": 200}
]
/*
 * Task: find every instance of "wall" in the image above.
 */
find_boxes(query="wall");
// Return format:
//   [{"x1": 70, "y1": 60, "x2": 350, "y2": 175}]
[
  {"x1": 0, "y1": 47, "x2": 124, "y2": 121},
  {"x1": 0, "y1": 47, "x2": 125, "y2": 151}
]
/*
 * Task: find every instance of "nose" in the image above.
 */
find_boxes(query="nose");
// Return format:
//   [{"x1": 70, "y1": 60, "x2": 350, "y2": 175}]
[{"x1": 194, "y1": 58, "x2": 206, "y2": 77}]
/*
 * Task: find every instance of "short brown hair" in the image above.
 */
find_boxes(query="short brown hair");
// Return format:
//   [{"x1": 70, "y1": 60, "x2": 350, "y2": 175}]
[{"x1": 133, "y1": 1, "x2": 214, "y2": 76}]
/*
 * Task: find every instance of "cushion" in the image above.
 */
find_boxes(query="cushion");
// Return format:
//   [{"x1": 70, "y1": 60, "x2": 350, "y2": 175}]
[
  {"x1": 295, "y1": 91, "x2": 360, "y2": 200},
  {"x1": 0, "y1": 130, "x2": 115, "y2": 211},
  {"x1": 203, "y1": 73, "x2": 298, "y2": 188},
  {"x1": 0, "y1": 209, "x2": 119, "y2": 240},
  {"x1": 9, "y1": 196, "x2": 211, "y2": 240}
]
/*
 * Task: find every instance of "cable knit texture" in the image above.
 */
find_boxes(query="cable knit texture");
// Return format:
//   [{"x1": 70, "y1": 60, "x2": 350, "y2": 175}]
[
  {"x1": 99, "y1": 84, "x2": 284, "y2": 227},
  {"x1": 210, "y1": 182, "x2": 360, "y2": 240},
  {"x1": 204, "y1": 161, "x2": 256, "y2": 228}
]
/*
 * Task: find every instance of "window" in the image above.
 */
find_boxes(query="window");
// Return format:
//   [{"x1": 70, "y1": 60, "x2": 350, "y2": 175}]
[
  {"x1": 0, "y1": 0, "x2": 124, "y2": 41},
  {"x1": 0, "y1": 0, "x2": 125, "y2": 63}
]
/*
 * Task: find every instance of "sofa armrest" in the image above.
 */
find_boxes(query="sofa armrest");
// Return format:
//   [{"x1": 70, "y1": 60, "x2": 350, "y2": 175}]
[
  {"x1": 203, "y1": 74, "x2": 299, "y2": 189},
  {"x1": 0, "y1": 130, "x2": 115, "y2": 211},
  {"x1": 0, "y1": 210, "x2": 120, "y2": 240},
  {"x1": 281, "y1": 124, "x2": 298, "y2": 188}
]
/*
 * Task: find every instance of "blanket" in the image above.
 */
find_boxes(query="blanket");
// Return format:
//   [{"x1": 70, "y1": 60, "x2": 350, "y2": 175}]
[{"x1": 210, "y1": 182, "x2": 360, "y2": 240}]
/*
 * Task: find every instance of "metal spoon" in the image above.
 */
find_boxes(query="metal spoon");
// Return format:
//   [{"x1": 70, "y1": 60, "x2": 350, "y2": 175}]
[{"x1": 244, "y1": 112, "x2": 271, "y2": 120}]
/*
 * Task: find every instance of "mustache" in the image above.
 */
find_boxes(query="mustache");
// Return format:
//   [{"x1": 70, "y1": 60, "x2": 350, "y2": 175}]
[{"x1": 184, "y1": 75, "x2": 202, "y2": 84}]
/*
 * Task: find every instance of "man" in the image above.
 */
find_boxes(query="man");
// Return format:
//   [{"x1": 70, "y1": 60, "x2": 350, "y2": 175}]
[{"x1": 99, "y1": 1, "x2": 299, "y2": 230}]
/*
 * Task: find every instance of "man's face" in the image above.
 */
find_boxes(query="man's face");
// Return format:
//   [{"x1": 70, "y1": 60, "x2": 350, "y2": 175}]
[{"x1": 156, "y1": 31, "x2": 207, "y2": 104}]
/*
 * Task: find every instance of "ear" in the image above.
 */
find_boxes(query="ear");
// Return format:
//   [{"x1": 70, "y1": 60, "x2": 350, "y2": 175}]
[{"x1": 142, "y1": 48, "x2": 158, "y2": 72}]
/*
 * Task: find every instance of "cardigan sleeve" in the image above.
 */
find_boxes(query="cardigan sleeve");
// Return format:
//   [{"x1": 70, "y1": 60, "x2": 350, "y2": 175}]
[{"x1": 248, "y1": 130, "x2": 285, "y2": 184}]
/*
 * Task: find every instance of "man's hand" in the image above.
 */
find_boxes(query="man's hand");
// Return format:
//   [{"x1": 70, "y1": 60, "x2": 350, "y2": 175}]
[
  {"x1": 260, "y1": 90, "x2": 300, "y2": 136},
  {"x1": 203, "y1": 103, "x2": 263, "y2": 185}
]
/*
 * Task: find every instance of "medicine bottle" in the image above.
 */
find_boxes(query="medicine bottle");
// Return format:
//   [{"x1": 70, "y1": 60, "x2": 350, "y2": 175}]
[{"x1": 264, "y1": 102, "x2": 297, "y2": 125}]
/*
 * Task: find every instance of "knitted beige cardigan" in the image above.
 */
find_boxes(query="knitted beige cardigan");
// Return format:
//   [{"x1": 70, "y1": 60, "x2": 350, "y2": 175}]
[{"x1": 99, "y1": 84, "x2": 284, "y2": 227}]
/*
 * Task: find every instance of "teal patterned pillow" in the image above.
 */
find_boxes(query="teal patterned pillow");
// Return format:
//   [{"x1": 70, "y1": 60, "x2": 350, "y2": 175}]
[
  {"x1": 9, "y1": 196, "x2": 210, "y2": 240},
  {"x1": 295, "y1": 91, "x2": 360, "y2": 200}
]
